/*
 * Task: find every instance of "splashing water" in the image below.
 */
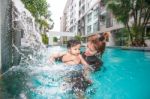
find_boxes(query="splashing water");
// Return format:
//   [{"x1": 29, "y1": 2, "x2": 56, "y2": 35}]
[
  {"x1": 1, "y1": 1, "x2": 83, "y2": 96},
  {"x1": 12, "y1": 0, "x2": 44, "y2": 50},
  {"x1": 0, "y1": 45, "x2": 84, "y2": 98},
  {"x1": 1, "y1": 0, "x2": 150, "y2": 99},
  {"x1": 1, "y1": 0, "x2": 80, "y2": 98}
]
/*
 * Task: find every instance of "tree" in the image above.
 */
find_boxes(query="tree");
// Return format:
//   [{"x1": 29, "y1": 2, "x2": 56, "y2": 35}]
[
  {"x1": 21, "y1": 0, "x2": 54, "y2": 32},
  {"x1": 115, "y1": 28, "x2": 129, "y2": 46},
  {"x1": 41, "y1": 33, "x2": 49, "y2": 45},
  {"x1": 21, "y1": 0, "x2": 49, "y2": 18},
  {"x1": 75, "y1": 35, "x2": 83, "y2": 42},
  {"x1": 53, "y1": 37, "x2": 58, "y2": 42},
  {"x1": 105, "y1": 0, "x2": 150, "y2": 46}
]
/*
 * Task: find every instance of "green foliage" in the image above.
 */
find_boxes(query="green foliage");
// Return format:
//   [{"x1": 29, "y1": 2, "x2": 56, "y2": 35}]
[
  {"x1": 21, "y1": 0, "x2": 54, "y2": 31},
  {"x1": 21, "y1": 0, "x2": 49, "y2": 18},
  {"x1": 41, "y1": 33, "x2": 49, "y2": 45},
  {"x1": 37, "y1": 18, "x2": 49, "y2": 30},
  {"x1": 75, "y1": 35, "x2": 83, "y2": 41},
  {"x1": 106, "y1": 0, "x2": 150, "y2": 46},
  {"x1": 106, "y1": 0, "x2": 130, "y2": 24},
  {"x1": 63, "y1": 40, "x2": 67, "y2": 44},
  {"x1": 53, "y1": 37, "x2": 58, "y2": 42},
  {"x1": 115, "y1": 28, "x2": 129, "y2": 46}
]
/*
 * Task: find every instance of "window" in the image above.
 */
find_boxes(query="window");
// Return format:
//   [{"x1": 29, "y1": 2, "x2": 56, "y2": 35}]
[
  {"x1": 82, "y1": 6, "x2": 85, "y2": 13},
  {"x1": 87, "y1": 13, "x2": 92, "y2": 23},
  {"x1": 79, "y1": 0, "x2": 81, "y2": 6},
  {"x1": 94, "y1": 8, "x2": 99, "y2": 19},
  {"x1": 106, "y1": 16, "x2": 113, "y2": 28},
  {"x1": 93, "y1": 22, "x2": 99, "y2": 32},
  {"x1": 87, "y1": 25, "x2": 91, "y2": 34},
  {"x1": 100, "y1": 15, "x2": 106, "y2": 25}
]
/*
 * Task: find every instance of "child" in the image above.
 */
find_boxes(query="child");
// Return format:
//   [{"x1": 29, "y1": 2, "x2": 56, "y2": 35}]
[
  {"x1": 50, "y1": 39, "x2": 90, "y2": 67},
  {"x1": 49, "y1": 39, "x2": 92, "y2": 87}
]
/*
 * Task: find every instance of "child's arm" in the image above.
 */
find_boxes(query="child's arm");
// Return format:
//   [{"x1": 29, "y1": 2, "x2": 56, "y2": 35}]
[
  {"x1": 79, "y1": 55, "x2": 94, "y2": 71},
  {"x1": 79, "y1": 54, "x2": 88, "y2": 66},
  {"x1": 49, "y1": 52, "x2": 65, "y2": 62},
  {"x1": 79, "y1": 55, "x2": 93, "y2": 84}
]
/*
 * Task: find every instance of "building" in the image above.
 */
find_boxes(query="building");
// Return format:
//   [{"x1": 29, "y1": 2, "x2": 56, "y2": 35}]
[{"x1": 60, "y1": 0, "x2": 125, "y2": 46}]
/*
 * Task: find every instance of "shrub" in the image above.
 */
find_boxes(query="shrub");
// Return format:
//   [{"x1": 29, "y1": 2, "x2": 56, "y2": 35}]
[{"x1": 41, "y1": 33, "x2": 49, "y2": 45}]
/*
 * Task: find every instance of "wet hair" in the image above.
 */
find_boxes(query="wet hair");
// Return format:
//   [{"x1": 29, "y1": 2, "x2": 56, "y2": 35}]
[
  {"x1": 67, "y1": 39, "x2": 81, "y2": 49},
  {"x1": 99, "y1": 35, "x2": 105, "y2": 41},
  {"x1": 88, "y1": 35, "x2": 106, "y2": 56},
  {"x1": 91, "y1": 40, "x2": 105, "y2": 55}
]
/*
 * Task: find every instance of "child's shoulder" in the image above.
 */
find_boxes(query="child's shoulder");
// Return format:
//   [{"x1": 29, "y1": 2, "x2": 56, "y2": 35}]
[{"x1": 78, "y1": 54, "x2": 83, "y2": 58}]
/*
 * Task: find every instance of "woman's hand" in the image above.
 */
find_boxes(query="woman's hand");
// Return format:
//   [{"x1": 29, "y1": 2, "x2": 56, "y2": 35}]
[{"x1": 84, "y1": 65, "x2": 94, "y2": 72}]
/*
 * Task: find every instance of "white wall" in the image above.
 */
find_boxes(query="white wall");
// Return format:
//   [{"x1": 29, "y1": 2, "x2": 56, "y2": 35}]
[{"x1": 145, "y1": 39, "x2": 150, "y2": 47}]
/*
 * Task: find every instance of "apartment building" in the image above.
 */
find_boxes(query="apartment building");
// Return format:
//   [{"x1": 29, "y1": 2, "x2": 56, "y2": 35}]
[{"x1": 60, "y1": 0, "x2": 124, "y2": 46}]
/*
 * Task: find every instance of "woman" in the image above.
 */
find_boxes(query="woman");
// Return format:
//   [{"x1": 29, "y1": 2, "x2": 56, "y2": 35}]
[
  {"x1": 72, "y1": 33, "x2": 108, "y2": 96},
  {"x1": 81, "y1": 32, "x2": 108, "y2": 71}
]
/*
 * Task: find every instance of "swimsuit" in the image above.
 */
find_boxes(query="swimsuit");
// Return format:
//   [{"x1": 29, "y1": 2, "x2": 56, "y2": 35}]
[
  {"x1": 55, "y1": 55, "x2": 64, "y2": 62},
  {"x1": 81, "y1": 52, "x2": 103, "y2": 71}
]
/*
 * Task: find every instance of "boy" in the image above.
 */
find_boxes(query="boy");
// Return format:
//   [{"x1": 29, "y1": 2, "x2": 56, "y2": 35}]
[
  {"x1": 49, "y1": 40, "x2": 93, "y2": 98},
  {"x1": 50, "y1": 39, "x2": 89, "y2": 66}
]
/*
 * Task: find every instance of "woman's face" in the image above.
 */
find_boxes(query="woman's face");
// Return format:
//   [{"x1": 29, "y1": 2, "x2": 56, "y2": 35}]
[{"x1": 85, "y1": 42, "x2": 97, "y2": 56}]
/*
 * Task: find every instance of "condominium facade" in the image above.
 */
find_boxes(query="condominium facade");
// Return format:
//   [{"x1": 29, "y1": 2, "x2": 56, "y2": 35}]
[{"x1": 60, "y1": 0, "x2": 124, "y2": 46}]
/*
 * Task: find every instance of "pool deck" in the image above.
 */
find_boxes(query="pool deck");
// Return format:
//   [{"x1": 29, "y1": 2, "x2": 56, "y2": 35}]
[
  {"x1": 81, "y1": 43, "x2": 150, "y2": 51},
  {"x1": 107, "y1": 46, "x2": 150, "y2": 51}
]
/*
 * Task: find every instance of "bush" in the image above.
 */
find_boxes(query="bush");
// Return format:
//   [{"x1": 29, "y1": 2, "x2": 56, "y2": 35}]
[
  {"x1": 41, "y1": 33, "x2": 49, "y2": 45},
  {"x1": 53, "y1": 37, "x2": 58, "y2": 42},
  {"x1": 75, "y1": 35, "x2": 83, "y2": 41},
  {"x1": 63, "y1": 40, "x2": 67, "y2": 44}
]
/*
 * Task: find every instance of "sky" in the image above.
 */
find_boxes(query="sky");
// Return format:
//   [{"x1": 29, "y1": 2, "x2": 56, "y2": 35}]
[{"x1": 47, "y1": 0, "x2": 67, "y2": 31}]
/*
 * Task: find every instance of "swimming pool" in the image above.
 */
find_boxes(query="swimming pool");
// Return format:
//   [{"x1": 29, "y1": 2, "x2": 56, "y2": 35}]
[
  {"x1": 0, "y1": 46, "x2": 150, "y2": 99},
  {"x1": 87, "y1": 48, "x2": 150, "y2": 99}
]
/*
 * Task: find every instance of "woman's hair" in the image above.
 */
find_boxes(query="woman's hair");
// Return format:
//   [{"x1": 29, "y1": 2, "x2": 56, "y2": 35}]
[
  {"x1": 88, "y1": 34, "x2": 106, "y2": 56},
  {"x1": 67, "y1": 39, "x2": 81, "y2": 49}
]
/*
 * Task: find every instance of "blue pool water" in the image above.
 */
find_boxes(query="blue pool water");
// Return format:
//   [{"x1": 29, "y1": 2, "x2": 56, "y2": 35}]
[
  {"x1": 87, "y1": 48, "x2": 150, "y2": 99},
  {"x1": 0, "y1": 47, "x2": 150, "y2": 99}
]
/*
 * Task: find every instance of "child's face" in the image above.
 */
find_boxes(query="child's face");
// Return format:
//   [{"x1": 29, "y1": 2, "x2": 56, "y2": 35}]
[{"x1": 69, "y1": 44, "x2": 81, "y2": 56}]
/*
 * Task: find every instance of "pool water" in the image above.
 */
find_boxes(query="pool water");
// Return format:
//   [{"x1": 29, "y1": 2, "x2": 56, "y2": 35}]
[
  {"x1": 0, "y1": 47, "x2": 150, "y2": 99},
  {"x1": 86, "y1": 48, "x2": 150, "y2": 99}
]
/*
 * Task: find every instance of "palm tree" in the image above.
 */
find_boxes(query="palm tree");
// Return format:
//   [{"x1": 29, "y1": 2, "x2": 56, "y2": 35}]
[
  {"x1": 105, "y1": 0, "x2": 150, "y2": 46},
  {"x1": 106, "y1": 0, "x2": 133, "y2": 43}
]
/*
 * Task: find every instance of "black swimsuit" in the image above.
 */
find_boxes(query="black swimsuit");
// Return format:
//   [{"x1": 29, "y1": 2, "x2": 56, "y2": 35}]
[
  {"x1": 55, "y1": 55, "x2": 64, "y2": 62},
  {"x1": 81, "y1": 52, "x2": 103, "y2": 71}
]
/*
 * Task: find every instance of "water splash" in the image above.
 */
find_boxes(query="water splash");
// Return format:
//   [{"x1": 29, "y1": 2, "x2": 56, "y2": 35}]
[
  {"x1": 0, "y1": 0, "x2": 85, "y2": 98},
  {"x1": 12, "y1": 0, "x2": 44, "y2": 50}
]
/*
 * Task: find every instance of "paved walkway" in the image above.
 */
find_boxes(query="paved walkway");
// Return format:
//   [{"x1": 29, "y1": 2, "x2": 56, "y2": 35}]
[{"x1": 107, "y1": 46, "x2": 150, "y2": 51}]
